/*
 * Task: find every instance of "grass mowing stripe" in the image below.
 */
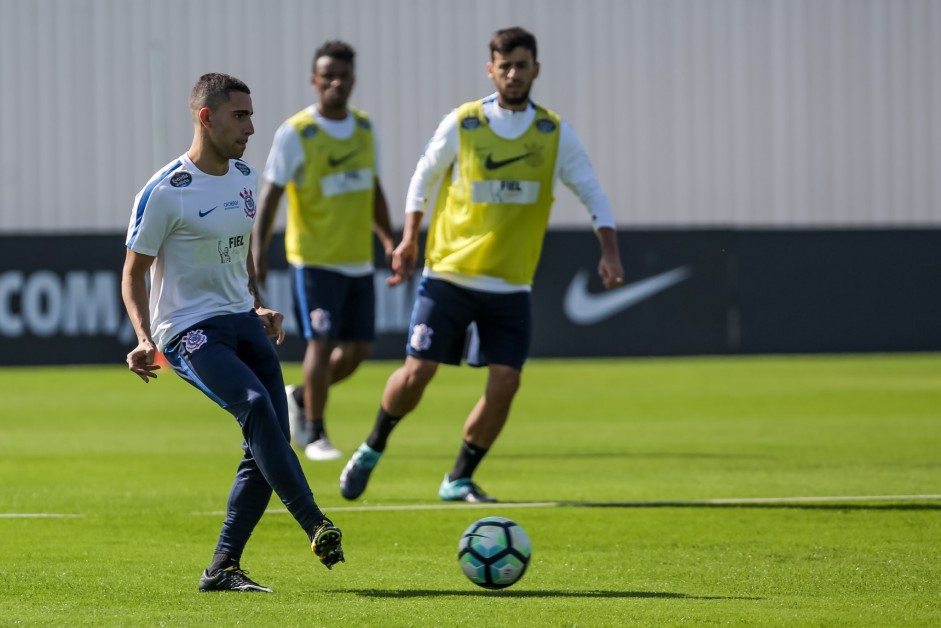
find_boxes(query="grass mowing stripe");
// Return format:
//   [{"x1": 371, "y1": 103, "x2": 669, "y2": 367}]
[
  {"x1": 194, "y1": 494, "x2": 941, "y2": 515},
  {"x1": 0, "y1": 513, "x2": 83, "y2": 518},
  {"x1": 695, "y1": 494, "x2": 941, "y2": 504}
]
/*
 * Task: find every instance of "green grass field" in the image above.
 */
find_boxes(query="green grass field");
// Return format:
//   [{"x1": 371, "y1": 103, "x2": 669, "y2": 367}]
[{"x1": 2, "y1": 354, "x2": 940, "y2": 626}]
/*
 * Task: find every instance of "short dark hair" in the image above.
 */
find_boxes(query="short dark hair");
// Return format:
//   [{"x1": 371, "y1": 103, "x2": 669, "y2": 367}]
[
  {"x1": 313, "y1": 40, "x2": 356, "y2": 72},
  {"x1": 189, "y1": 73, "x2": 250, "y2": 115},
  {"x1": 489, "y1": 27, "x2": 537, "y2": 62}
]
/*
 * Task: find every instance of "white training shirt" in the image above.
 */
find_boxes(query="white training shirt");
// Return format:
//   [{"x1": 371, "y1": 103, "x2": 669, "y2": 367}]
[
  {"x1": 406, "y1": 94, "x2": 616, "y2": 293},
  {"x1": 263, "y1": 105, "x2": 382, "y2": 276},
  {"x1": 126, "y1": 153, "x2": 257, "y2": 351}
]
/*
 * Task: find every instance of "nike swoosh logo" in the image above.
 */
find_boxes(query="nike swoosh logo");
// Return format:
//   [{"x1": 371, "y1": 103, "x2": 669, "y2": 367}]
[
  {"x1": 198, "y1": 206, "x2": 218, "y2": 218},
  {"x1": 328, "y1": 150, "x2": 358, "y2": 167},
  {"x1": 563, "y1": 266, "x2": 692, "y2": 325},
  {"x1": 484, "y1": 152, "x2": 531, "y2": 170}
]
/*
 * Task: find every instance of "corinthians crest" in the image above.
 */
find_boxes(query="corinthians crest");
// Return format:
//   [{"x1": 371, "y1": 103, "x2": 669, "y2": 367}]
[
  {"x1": 410, "y1": 323, "x2": 434, "y2": 352},
  {"x1": 240, "y1": 188, "x2": 256, "y2": 218},
  {"x1": 181, "y1": 329, "x2": 208, "y2": 353}
]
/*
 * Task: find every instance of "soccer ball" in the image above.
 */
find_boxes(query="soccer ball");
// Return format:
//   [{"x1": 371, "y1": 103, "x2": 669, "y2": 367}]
[{"x1": 457, "y1": 516, "x2": 532, "y2": 589}]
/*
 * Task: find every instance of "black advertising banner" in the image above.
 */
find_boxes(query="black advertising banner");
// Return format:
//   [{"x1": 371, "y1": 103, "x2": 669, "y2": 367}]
[
  {"x1": 0, "y1": 235, "x2": 129, "y2": 366},
  {"x1": 736, "y1": 230, "x2": 941, "y2": 354},
  {"x1": 1, "y1": 230, "x2": 940, "y2": 366},
  {"x1": 530, "y1": 230, "x2": 733, "y2": 357}
]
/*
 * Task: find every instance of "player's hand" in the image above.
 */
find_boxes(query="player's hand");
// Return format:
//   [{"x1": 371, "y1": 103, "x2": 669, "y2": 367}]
[
  {"x1": 599, "y1": 255, "x2": 625, "y2": 290},
  {"x1": 256, "y1": 307, "x2": 286, "y2": 345},
  {"x1": 127, "y1": 340, "x2": 160, "y2": 383},
  {"x1": 387, "y1": 239, "x2": 419, "y2": 286}
]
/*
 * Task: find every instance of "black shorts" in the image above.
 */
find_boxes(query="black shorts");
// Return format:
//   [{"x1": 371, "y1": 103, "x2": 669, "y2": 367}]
[
  {"x1": 292, "y1": 266, "x2": 375, "y2": 341},
  {"x1": 405, "y1": 277, "x2": 531, "y2": 369}
]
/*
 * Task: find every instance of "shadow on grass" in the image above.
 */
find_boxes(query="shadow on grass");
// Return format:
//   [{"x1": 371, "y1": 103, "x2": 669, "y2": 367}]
[
  {"x1": 400, "y1": 452, "x2": 771, "y2": 461},
  {"x1": 333, "y1": 589, "x2": 761, "y2": 600},
  {"x1": 499, "y1": 452, "x2": 772, "y2": 460},
  {"x1": 560, "y1": 501, "x2": 941, "y2": 512}
]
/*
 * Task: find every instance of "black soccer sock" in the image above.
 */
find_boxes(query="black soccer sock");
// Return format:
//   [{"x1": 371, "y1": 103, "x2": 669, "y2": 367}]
[
  {"x1": 365, "y1": 407, "x2": 402, "y2": 452},
  {"x1": 307, "y1": 418, "x2": 325, "y2": 443},
  {"x1": 207, "y1": 551, "x2": 239, "y2": 575},
  {"x1": 449, "y1": 440, "x2": 490, "y2": 482},
  {"x1": 305, "y1": 511, "x2": 329, "y2": 543},
  {"x1": 292, "y1": 385, "x2": 305, "y2": 407}
]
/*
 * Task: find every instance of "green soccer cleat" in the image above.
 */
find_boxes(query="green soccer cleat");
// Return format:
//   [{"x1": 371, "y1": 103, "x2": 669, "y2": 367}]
[
  {"x1": 338, "y1": 443, "x2": 382, "y2": 500},
  {"x1": 439, "y1": 474, "x2": 498, "y2": 503}
]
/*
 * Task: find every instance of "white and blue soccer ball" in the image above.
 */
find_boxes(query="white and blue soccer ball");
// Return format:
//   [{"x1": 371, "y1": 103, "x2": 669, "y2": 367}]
[{"x1": 457, "y1": 516, "x2": 532, "y2": 589}]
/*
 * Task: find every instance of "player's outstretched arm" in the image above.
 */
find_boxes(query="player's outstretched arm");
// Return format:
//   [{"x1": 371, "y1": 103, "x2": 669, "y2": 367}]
[{"x1": 121, "y1": 249, "x2": 161, "y2": 383}]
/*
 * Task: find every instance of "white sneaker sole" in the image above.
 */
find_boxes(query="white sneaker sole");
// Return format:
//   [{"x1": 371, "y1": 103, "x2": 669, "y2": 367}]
[{"x1": 305, "y1": 443, "x2": 343, "y2": 461}]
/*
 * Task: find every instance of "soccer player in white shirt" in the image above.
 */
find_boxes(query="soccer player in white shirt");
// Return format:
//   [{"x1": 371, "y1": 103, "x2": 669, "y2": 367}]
[
  {"x1": 339, "y1": 28, "x2": 625, "y2": 503},
  {"x1": 122, "y1": 73, "x2": 344, "y2": 592}
]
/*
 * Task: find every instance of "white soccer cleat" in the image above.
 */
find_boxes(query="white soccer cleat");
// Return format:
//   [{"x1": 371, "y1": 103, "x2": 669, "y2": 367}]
[
  {"x1": 305, "y1": 436, "x2": 343, "y2": 461},
  {"x1": 285, "y1": 385, "x2": 308, "y2": 446}
]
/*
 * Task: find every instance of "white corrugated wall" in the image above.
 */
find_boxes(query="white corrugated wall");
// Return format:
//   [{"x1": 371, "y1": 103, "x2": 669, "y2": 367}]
[{"x1": 1, "y1": 0, "x2": 939, "y2": 232}]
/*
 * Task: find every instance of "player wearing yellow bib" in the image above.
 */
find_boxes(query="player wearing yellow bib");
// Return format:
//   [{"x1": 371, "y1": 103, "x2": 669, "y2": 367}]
[
  {"x1": 340, "y1": 27, "x2": 625, "y2": 502},
  {"x1": 253, "y1": 41, "x2": 394, "y2": 462}
]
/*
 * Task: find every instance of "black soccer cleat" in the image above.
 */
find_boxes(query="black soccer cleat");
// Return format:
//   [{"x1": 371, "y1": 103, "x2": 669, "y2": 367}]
[
  {"x1": 198, "y1": 565, "x2": 273, "y2": 592},
  {"x1": 311, "y1": 518, "x2": 345, "y2": 569}
]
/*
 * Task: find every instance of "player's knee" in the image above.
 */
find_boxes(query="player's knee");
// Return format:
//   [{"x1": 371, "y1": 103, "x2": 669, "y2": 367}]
[
  {"x1": 404, "y1": 359, "x2": 437, "y2": 389},
  {"x1": 229, "y1": 389, "x2": 276, "y2": 430},
  {"x1": 344, "y1": 342, "x2": 371, "y2": 367},
  {"x1": 489, "y1": 367, "x2": 521, "y2": 399},
  {"x1": 310, "y1": 339, "x2": 337, "y2": 361},
  {"x1": 244, "y1": 389, "x2": 274, "y2": 417}
]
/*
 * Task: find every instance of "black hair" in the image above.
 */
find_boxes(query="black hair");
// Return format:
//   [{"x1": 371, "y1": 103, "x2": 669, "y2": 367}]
[
  {"x1": 489, "y1": 27, "x2": 537, "y2": 62},
  {"x1": 312, "y1": 40, "x2": 356, "y2": 72},
  {"x1": 188, "y1": 72, "x2": 250, "y2": 115}
]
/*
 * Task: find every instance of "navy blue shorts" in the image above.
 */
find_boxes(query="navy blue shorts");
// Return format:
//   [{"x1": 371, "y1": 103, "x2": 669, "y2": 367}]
[
  {"x1": 292, "y1": 267, "x2": 375, "y2": 341},
  {"x1": 405, "y1": 277, "x2": 531, "y2": 369}
]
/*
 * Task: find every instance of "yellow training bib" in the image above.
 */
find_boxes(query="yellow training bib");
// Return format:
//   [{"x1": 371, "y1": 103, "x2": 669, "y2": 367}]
[
  {"x1": 284, "y1": 107, "x2": 376, "y2": 266},
  {"x1": 426, "y1": 100, "x2": 561, "y2": 285}
]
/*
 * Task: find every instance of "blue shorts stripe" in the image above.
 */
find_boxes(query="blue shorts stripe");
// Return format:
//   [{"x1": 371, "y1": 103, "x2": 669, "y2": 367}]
[
  {"x1": 293, "y1": 266, "x2": 314, "y2": 338},
  {"x1": 163, "y1": 344, "x2": 227, "y2": 408}
]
